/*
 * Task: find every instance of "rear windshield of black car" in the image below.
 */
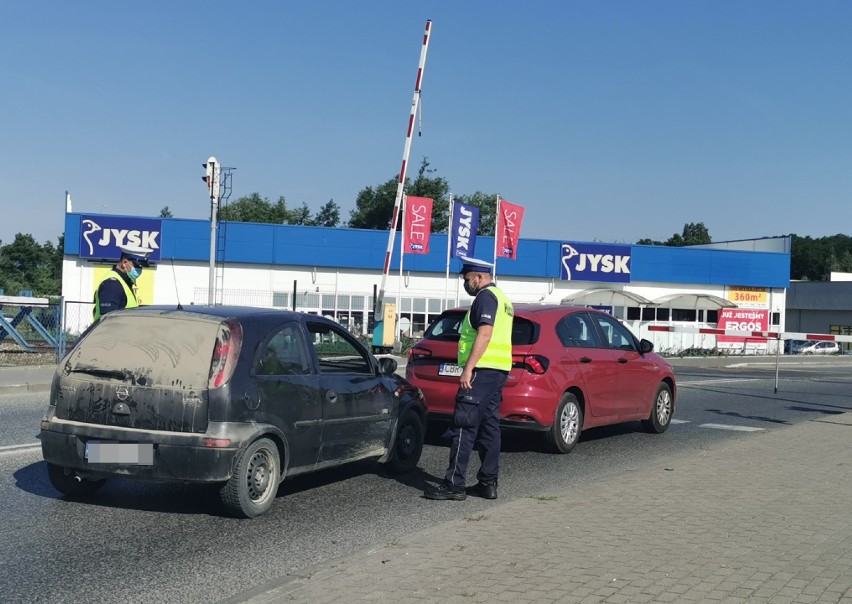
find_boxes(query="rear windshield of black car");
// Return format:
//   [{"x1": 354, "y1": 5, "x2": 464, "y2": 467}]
[
  {"x1": 64, "y1": 313, "x2": 221, "y2": 390},
  {"x1": 424, "y1": 311, "x2": 537, "y2": 345}
]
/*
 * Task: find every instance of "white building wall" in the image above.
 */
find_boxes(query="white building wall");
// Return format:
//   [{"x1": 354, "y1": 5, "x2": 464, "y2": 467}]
[{"x1": 62, "y1": 257, "x2": 786, "y2": 354}]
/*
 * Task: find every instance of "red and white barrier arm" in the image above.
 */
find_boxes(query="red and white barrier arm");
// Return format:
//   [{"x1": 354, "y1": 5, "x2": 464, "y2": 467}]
[{"x1": 647, "y1": 325, "x2": 852, "y2": 343}]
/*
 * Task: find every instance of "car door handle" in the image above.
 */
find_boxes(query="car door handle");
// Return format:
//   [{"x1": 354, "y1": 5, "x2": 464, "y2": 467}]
[
  {"x1": 325, "y1": 390, "x2": 338, "y2": 404},
  {"x1": 618, "y1": 358, "x2": 628, "y2": 364},
  {"x1": 579, "y1": 357, "x2": 592, "y2": 364}
]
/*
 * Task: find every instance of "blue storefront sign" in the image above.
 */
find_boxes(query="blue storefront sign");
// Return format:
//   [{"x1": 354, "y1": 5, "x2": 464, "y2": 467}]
[
  {"x1": 560, "y1": 242, "x2": 631, "y2": 283},
  {"x1": 79, "y1": 216, "x2": 162, "y2": 262}
]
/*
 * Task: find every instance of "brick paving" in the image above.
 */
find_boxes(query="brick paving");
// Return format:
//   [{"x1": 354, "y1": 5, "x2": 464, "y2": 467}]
[{"x1": 237, "y1": 412, "x2": 852, "y2": 603}]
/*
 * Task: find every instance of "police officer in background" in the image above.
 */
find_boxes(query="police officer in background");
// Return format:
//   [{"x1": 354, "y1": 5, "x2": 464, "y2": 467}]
[
  {"x1": 92, "y1": 244, "x2": 152, "y2": 321},
  {"x1": 424, "y1": 257, "x2": 514, "y2": 501}
]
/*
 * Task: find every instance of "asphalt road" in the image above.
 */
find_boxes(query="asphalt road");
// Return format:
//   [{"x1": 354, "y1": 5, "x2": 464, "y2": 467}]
[{"x1": 2, "y1": 356, "x2": 851, "y2": 603}]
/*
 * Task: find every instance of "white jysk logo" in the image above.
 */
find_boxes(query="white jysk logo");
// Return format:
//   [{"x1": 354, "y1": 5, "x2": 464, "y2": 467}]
[
  {"x1": 454, "y1": 205, "x2": 475, "y2": 257},
  {"x1": 561, "y1": 244, "x2": 630, "y2": 281},
  {"x1": 82, "y1": 219, "x2": 160, "y2": 256}
]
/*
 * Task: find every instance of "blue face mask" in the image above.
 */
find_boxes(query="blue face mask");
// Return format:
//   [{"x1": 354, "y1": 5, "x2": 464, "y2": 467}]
[{"x1": 128, "y1": 267, "x2": 142, "y2": 281}]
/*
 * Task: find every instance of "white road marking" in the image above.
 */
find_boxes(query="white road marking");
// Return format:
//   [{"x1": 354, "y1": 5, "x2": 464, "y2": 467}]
[
  {"x1": 0, "y1": 443, "x2": 41, "y2": 456},
  {"x1": 698, "y1": 423, "x2": 765, "y2": 432},
  {"x1": 679, "y1": 378, "x2": 763, "y2": 387},
  {"x1": 670, "y1": 419, "x2": 690, "y2": 424}
]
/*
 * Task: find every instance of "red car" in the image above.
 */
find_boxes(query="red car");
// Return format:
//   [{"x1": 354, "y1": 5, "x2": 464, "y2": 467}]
[{"x1": 405, "y1": 304, "x2": 676, "y2": 453}]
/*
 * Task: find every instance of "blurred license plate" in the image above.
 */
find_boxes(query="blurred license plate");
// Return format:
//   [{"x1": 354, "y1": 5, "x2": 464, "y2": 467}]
[
  {"x1": 85, "y1": 442, "x2": 153, "y2": 465},
  {"x1": 438, "y1": 363, "x2": 463, "y2": 377}
]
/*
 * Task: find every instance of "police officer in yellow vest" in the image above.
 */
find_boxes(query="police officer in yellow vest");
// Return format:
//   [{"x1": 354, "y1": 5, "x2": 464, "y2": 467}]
[
  {"x1": 424, "y1": 257, "x2": 514, "y2": 501},
  {"x1": 92, "y1": 244, "x2": 152, "y2": 321}
]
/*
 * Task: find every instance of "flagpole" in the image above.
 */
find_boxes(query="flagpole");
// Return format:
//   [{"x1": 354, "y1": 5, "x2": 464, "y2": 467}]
[
  {"x1": 444, "y1": 193, "x2": 454, "y2": 311},
  {"x1": 493, "y1": 194, "x2": 500, "y2": 280}
]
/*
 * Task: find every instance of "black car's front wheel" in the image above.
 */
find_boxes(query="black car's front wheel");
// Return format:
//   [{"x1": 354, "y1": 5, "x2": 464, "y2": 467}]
[
  {"x1": 220, "y1": 437, "x2": 281, "y2": 518},
  {"x1": 46, "y1": 462, "x2": 107, "y2": 497},
  {"x1": 385, "y1": 410, "x2": 424, "y2": 473}
]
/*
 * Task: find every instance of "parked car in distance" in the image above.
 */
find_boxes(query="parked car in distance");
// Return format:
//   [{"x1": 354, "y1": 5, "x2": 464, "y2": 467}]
[
  {"x1": 40, "y1": 306, "x2": 426, "y2": 518},
  {"x1": 796, "y1": 340, "x2": 840, "y2": 355},
  {"x1": 405, "y1": 304, "x2": 676, "y2": 453}
]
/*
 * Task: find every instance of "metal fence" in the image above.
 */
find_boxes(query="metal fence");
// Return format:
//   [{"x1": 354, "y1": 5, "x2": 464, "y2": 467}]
[{"x1": 0, "y1": 300, "x2": 62, "y2": 358}]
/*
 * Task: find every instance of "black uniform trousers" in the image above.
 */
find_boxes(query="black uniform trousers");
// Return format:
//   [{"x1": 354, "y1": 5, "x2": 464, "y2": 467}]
[{"x1": 443, "y1": 368, "x2": 508, "y2": 491}]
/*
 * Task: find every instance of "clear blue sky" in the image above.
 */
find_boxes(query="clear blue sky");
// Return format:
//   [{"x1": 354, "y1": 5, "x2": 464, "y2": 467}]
[{"x1": 2, "y1": 2, "x2": 851, "y2": 247}]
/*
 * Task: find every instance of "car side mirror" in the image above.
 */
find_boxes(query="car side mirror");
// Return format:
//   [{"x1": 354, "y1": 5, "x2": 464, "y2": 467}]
[
  {"x1": 378, "y1": 356, "x2": 398, "y2": 375},
  {"x1": 639, "y1": 338, "x2": 654, "y2": 354}
]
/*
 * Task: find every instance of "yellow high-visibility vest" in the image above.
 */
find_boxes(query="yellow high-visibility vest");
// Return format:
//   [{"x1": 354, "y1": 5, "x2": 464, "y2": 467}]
[{"x1": 458, "y1": 285, "x2": 513, "y2": 371}]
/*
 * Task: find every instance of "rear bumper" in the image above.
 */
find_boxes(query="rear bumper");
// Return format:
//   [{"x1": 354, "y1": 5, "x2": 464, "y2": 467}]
[
  {"x1": 428, "y1": 412, "x2": 549, "y2": 433},
  {"x1": 414, "y1": 377, "x2": 558, "y2": 430},
  {"x1": 40, "y1": 416, "x2": 244, "y2": 483}
]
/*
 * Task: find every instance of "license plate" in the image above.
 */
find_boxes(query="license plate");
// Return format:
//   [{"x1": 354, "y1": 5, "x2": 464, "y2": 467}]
[
  {"x1": 438, "y1": 363, "x2": 463, "y2": 377},
  {"x1": 85, "y1": 442, "x2": 154, "y2": 465}
]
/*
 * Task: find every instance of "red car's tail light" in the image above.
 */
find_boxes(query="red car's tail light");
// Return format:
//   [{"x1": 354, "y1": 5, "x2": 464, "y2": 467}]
[
  {"x1": 208, "y1": 320, "x2": 243, "y2": 388},
  {"x1": 408, "y1": 347, "x2": 432, "y2": 362},
  {"x1": 512, "y1": 354, "x2": 549, "y2": 374}
]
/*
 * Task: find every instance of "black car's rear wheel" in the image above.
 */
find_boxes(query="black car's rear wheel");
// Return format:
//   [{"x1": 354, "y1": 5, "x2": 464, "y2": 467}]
[
  {"x1": 385, "y1": 410, "x2": 424, "y2": 473},
  {"x1": 545, "y1": 393, "x2": 583, "y2": 454},
  {"x1": 220, "y1": 437, "x2": 281, "y2": 518},
  {"x1": 46, "y1": 462, "x2": 107, "y2": 496},
  {"x1": 643, "y1": 382, "x2": 673, "y2": 434}
]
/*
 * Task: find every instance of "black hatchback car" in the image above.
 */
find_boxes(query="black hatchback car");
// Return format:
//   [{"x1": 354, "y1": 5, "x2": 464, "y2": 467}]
[{"x1": 40, "y1": 306, "x2": 426, "y2": 518}]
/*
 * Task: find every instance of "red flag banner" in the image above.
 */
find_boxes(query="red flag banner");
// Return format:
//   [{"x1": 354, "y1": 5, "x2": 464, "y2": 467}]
[
  {"x1": 403, "y1": 196, "x2": 434, "y2": 255},
  {"x1": 496, "y1": 199, "x2": 525, "y2": 259}
]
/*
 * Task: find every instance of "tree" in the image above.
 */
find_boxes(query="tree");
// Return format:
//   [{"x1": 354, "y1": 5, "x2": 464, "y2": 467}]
[
  {"x1": 159, "y1": 206, "x2": 173, "y2": 218},
  {"x1": 680, "y1": 222, "x2": 711, "y2": 246},
  {"x1": 790, "y1": 233, "x2": 852, "y2": 280},
  {"x1": 347, "y1": 158, "x2": 450, "y2": 232},
  {"x1": 309, "y1": 199, "x2": 341, "y2": 227},
  {"x1": 288, "y1": 202, "x2": 312, "y2": 225},
  {"x1": 636, "y1": 222, "x2": 711, "y2": 247},
  {"x1": 0, "y1": 233, "x2": 61, "y2": 296},
  {"x1": 219, "y1": 193, "x2": 290, "y2": 224}
]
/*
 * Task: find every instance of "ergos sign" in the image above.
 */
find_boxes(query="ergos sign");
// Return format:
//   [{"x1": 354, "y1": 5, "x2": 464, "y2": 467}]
[
  {"x1": 79, "y1": 216, "x2": 162, "y2": 262},
  {"x1": 560, "y1": 242, "x2": 631, "y2": 283}
]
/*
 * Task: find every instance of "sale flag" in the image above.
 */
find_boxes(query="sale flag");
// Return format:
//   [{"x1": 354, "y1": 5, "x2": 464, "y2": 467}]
[
  {"x1": 402, "y1": 196, "x2": 433, "y2": 254},
  {"x1": 496, "y1": 199, "x2": 525, "y2": 259},
  {"x1": 450, "y1": 200, "x2": 480, "y2": 259}
]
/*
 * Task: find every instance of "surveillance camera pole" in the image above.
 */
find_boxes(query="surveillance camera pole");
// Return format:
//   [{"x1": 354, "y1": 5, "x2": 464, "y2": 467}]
[{"x1": 203, "y1": 157, "x2": 221, "y2": 306}]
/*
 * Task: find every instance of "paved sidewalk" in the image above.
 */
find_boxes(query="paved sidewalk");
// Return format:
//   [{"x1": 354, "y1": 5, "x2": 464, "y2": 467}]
[{"x1": 236, "y1": 412, "x2": 852, "y2": 604}]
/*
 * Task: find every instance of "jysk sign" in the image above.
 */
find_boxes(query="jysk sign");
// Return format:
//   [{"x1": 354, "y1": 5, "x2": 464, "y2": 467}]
[
  {"x1": 79, "y1": 216, "x2": 162, "y2": 262},
  {"x1": 560, "y1": 242, "x2": 631, "y2": 283}
]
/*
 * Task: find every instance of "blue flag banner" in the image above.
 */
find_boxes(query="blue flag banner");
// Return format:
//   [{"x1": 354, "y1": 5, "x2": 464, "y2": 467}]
[{"x1": 450, "y1": 201, "x2": 480, "y2": 259}]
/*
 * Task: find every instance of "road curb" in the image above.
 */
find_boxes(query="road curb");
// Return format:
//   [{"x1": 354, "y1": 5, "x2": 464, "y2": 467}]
[{"x1": 0, "y1": 383, "x2": 51, "y2": 396}]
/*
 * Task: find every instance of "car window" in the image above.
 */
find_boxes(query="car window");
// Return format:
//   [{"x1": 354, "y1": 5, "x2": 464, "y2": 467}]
[
  {"x1": 63, "y1": 313, "x2": 222, "y2": 389},
  {"x1": 592, "y1": 313, "x2": 637, "y2": 351},
  {"x1": 425, "y1": 312, "x2": 465, "y2": 341},
  {"x1": 426, "y1": 311, "x2": 537, "y2": 345},
  {"x1": 307, "y1": 321, "x2": 372, "y2": 374},
  {"x1": 255, "y1": 322, "x2": 312, "y2": 376},
  {"x1": 555, "y1": 313, "x2": 602, "y2": 348}
]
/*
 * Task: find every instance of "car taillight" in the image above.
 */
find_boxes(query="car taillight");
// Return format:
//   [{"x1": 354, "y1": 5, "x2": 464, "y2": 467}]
[
  {"x1": 202, "y1": 438, "x2": 232, "y2": 448},
  {"x1": 208, "y1": 321, "x2": 243, "y2": 388},
  {"x1": 407, "y1": 347, "x2": 432, "y2": 362},
  {"x1": 512, "y1": 354, "x2": 549, "y2": 374}
]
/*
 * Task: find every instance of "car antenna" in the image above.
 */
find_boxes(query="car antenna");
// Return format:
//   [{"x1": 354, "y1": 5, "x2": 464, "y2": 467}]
[{"x1": 169, "y1": 257, "x2": 183, "y2": 310}]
